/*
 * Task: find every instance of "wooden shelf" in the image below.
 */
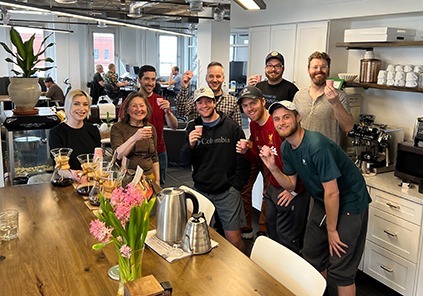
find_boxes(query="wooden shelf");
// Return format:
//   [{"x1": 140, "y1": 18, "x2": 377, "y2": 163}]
[
  {"x1": 344, "y1": 81, "x2": 423, "y2": 93},
  {"x1": 336, "y1": 41, "x2": 423, "y2": 50}
]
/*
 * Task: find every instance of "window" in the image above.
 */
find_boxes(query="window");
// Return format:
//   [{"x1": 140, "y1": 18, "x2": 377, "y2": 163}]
[
  {"x1": 230, "y1": 33, "x2": 249, "y2": 62},
  {"x1": 94, "y1": 49, "x2": 99, "y2": 60},
  {"x1": 104, "y1": 49, "x2": 110, "y2": 60},
  {"x1": 159, "y1": 35, "x2": 178, "y2": 77}
]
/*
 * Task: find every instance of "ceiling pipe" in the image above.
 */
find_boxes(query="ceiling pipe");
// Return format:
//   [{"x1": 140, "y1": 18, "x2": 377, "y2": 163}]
[{"x1": 127, "y1": 2, "x2": 148, "y2": 18}]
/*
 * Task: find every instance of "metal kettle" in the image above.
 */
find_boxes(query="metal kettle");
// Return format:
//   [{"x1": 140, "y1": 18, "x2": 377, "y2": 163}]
[
  {"x1": 182, "y1": 212, "x2": 212, "y2": 255},
  {"x1": 156, "y1": 187, "x2": 199, "y2": 244}
]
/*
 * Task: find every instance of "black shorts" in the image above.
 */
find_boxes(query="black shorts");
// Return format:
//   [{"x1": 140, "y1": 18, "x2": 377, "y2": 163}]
[{"x1": 302, "y1": 200, "x2": 368, "y2": 286}]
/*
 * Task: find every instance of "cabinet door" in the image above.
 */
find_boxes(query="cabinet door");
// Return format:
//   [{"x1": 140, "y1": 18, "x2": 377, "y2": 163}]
[
  {"x1": 270, "y1": 24, "x2": 296, "y2": 82},
  {"x1": 248, "y1": 26, "x2": 270, "y2": 77},
  {"x1": 293, "y1": 21, "x2": 329, "y2": 89}
]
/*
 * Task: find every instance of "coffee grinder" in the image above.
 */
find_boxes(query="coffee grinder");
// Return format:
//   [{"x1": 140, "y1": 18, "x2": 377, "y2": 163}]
[{"x1": 413, "y1": 117, "x2": 423, "y2": 147}]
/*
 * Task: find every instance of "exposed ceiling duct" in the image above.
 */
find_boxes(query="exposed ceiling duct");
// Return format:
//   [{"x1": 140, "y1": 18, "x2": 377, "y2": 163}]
[
  {"x1": 213, "y1": 5, "x2": 224, "y2": 22},
  {"x1": 186, "y1": 0, "x2": 204, "y2": 12},
  {"x1": 127, "y1": 1, "x2": 148, "y2": 18},
  {"x1": 55, "y1": 0, "x2": 78, "y2": 4}
]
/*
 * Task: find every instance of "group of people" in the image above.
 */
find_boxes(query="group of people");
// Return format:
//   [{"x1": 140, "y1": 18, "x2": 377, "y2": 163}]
[
  {"x1": 177, "y1": 51, "x2": 370, "y2": 296},
  {"x1": 49, "y1": 50, "x2": 370, "y2": 295}
]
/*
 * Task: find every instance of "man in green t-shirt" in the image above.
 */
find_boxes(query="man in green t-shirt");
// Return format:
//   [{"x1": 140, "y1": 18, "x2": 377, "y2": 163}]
[{"x1": 260, "y1": 100, "x2": 371, "y2": 296}]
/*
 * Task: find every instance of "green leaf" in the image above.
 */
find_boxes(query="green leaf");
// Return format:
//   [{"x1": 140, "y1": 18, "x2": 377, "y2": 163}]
[
  {"x1": 9, "y1": 27, "x2": 26, "y2": 60},
  {"x1": 0, "y1": 42, "x2": 17, "y2": 58}
]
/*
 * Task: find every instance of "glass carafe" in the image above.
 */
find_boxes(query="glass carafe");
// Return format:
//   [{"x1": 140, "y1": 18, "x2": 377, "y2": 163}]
[
  {"x1": 100, "y1": 170, "x2": 125, "y2": 200},
  {"x1": 50, "y1": 148, "x2": 74, "y2": 187},
  {"x1": 76, "y1": 153, "x2": 98, "y2": 196},
  {"x1": 88, "y1": 161, "x2": 118, "y2": 206}
]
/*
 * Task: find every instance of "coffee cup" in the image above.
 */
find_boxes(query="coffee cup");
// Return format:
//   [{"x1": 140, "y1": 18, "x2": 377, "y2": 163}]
[
  {"x1": 256, "y1": 74, "x2": 262, "y2": 82},
  {"x1": 260, "y1": 146, "x2": 272, "y2": 157},
  {"x1": 386, "y1": 64, "x2": 395, "y2": 71},
  {"x1": 395, "y1": 65, "x2": 404, "y2": 72},
  {"x1": 405, "y1": 81, "x2": 418, "y2": 88},
  {"x1": 377, "y1": 78, "x2": 386, "y2": 85},
  {"x1": 394, "y1": 79, "x2": 405, "y2": 87},
  {"x1": 377, "y1": 70, "x2": 387, "y2": 79},
  {"x1": 156, "y1": 97, "x2": 164, "y2": 106},
  {"x1": 195, "y1": 125, "x2": 203, "y2": 136},
  {"x1": 404, "y1": 64, "x2": 414, "y2": 72},
  {"x1": 414, "y1": 65, "x2": 423, "y2": 73},
  {"x1": 406, "y1": 72, "x2": 418, "y2": 81},
  {"x1": 386, "y1": 79, "x2": 395, "y2": 86},
  {"x1": 386, "y1": 71, "x2": 395, "y2": 80},
  {"x1": 239, "y1": 139, "x2": 249, "y2": 149},
  {"x1": 395, "y1": 71, "x2": 405, "y2": 80},
  {"x1": 326, "y1": 80, "x2": 334, "y2": 87}
]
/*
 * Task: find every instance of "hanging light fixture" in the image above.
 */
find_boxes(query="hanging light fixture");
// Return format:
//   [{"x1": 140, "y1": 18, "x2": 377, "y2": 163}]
[
  {"x1": 234, "y1": 0, "x2": 266, "y2": 10},
  {"x1": 185, "y1": 0, "x2": 204, "y2": 12},
  {"x1": 127, "y1": 2, "x2": 147, "y2": 18},
  {"x1": 54, "y1": 0, "x2": 78, "y2": 4},
  {"x1": 213, "y1": 5, "x2": 225, "y2": 22}
]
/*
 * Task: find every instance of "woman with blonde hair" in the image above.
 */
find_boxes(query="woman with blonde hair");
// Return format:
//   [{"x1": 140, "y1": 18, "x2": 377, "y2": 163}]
[{"x1": 49, "y1": 89, "x2": 101, "y2": 170}]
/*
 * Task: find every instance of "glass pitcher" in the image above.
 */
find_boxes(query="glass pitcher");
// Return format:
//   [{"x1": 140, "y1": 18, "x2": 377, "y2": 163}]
[
  {"x1": 50, "y1": 148, "x2": 74, "y2": 187},
  {"x1": 88, "y1": 161, "x2": 118, "y2": 206},
  {"x1": 76, "y1": 153, "x2": 98, "y2": 196}
]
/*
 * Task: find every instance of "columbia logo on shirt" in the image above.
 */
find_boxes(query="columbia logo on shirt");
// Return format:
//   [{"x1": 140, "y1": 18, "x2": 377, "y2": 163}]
[{"x1": 199, "y1": 136, "x2": 231, "y2": 145}]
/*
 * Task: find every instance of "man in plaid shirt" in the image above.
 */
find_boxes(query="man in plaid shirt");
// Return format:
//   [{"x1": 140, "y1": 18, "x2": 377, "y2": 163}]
[{"x1": 175, "y1": 61, "x2": 242, "y2": 126}]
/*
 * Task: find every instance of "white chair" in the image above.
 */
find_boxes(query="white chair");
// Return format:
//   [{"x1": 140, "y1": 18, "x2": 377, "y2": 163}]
[
  {"x1": 250, "y1": 236, "x2": 326, "y2": 296},
  {"x1": 179, "y1": 185, "x2": 215, "y2": 226}
]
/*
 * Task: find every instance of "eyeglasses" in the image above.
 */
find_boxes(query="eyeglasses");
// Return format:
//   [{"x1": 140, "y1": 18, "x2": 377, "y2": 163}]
[
  {"x1": 265, "y1": 64, "x2": 283, "y2": 70},
  {"x1": 309, "y1": 65, "x2": 329, "y2": 71}
]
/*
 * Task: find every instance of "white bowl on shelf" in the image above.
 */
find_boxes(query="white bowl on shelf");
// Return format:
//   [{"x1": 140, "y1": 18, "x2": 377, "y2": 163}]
[{"x1": 338, "y1": 73, "x2": 358, "y2": 81}]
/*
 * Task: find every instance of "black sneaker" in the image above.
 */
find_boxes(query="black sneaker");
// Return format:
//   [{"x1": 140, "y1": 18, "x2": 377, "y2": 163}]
[{"x1": 253, "y1": 231, "x2": 268, "y2": 241}]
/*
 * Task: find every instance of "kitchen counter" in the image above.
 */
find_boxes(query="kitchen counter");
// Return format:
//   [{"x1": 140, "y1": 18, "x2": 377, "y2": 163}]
[{"x1": 364, "y1": 172, "x2": 423, "y2": 204}]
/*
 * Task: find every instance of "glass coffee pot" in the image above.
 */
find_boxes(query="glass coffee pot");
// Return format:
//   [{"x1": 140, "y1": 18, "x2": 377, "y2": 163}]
[
  {"x1": 50, "y1": 148, "x2": 74, "y2": 187},
  {"x1": 76, "y1": 153, "x2": 98, "y2": 196}
]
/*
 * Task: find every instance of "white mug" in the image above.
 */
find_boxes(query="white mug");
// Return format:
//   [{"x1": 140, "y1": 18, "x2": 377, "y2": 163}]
[
  {"x1": 395, "y1": 71, "x2": 405, "y2": 80},
  {"x1": 386, "y1": 79, "x2": 395, "y2": 86},
  {"x1": 404, "y1": 64, "x2": 414, "y2": 72},
  {"x1": 414, "y1": 65, "x2": 423, "y2": 73},
  {"x1": 405, "y1": 81, "x2": 418, "y2": 87},
  {"x1": 377, "y1": 70, "x2": 387, "y2": 78},
  {"x1": 386, "y1": 64, "x2": 395, "y2": 72},
  {"x1": 387, "y1": 71, "x2": 396, "y2": 80},
  {"x1": 395, "y1": 65, "x2": 404, "y2": 72},
  {"x1": 406, "y1": 72, "x2": 418, "y2": 81},
  {"x1": 377, "y1": 78, "x2": 387, "y2": 85},
  {"x1": 394, "y1": 79, "x2": 405, "y2": 87}
]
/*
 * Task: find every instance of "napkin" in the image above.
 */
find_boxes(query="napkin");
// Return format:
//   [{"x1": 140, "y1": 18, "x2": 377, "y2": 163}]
[{"x1": 145, "y1": 229, "x2": 219, "y2": 263}]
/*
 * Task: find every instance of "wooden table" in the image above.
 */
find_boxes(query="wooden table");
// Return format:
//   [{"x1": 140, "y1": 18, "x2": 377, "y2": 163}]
[{"x1": 0, "y1": 184, "x2": 293, "y2": 295}]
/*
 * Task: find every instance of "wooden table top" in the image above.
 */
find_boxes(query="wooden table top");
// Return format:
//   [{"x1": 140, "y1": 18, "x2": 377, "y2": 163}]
[{"x1": 0, "y1": 183, "x2": 293, "y2": 296}]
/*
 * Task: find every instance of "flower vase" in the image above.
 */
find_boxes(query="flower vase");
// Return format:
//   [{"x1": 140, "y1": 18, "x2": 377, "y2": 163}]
[{"x1": 116, "y1": 246, "x2": 145, "y2": 296}]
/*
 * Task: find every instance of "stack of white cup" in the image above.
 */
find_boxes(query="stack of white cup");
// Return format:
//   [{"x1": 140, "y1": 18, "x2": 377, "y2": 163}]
[{"x1": 378, "y1": 64, "x2": 423, "y2": 88}]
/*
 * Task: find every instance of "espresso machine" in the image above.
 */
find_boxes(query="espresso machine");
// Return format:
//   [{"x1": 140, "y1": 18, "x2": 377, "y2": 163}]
[{"x1": 348, "y1": 114, "x2": 404, "y2": 174}]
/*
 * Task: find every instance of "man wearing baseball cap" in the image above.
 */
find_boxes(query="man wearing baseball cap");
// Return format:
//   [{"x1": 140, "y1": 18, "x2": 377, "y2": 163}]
[
  {"x1": 181, "y1": 87, "x2": 250, "y2": 252},
  {"x1": 236, "y1": 86, "x2": 309, "y2": 253},
  {"x1": 42, "y1": 77, "x2": 65, "y2": 105},
  {"x1": 247, "y1": 51, "x2": 298, "y2": 108},
  {"x1": 261, "y1": 100, "x2": 371, "y2": 296}
]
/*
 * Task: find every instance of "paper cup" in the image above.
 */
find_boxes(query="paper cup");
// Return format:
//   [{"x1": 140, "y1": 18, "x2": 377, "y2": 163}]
[
  {"x1": 195, "y1": 125, "x2": 203, "y2": 135},
  {"x1": 156, "y1": 97, "x2": 164, "y2": 106},
  {"x1": 240, "y1": 139, "x2": 248, "y2": 149},
  {"x1": 326, "y1": 80, "x2": 334, "y2": 87},
  {"x1": 256, "y1": 74, "x2": 262, "y2": 82},
  {"x1": 144, "y1": 126, "x2": 152, "y2": 130}
]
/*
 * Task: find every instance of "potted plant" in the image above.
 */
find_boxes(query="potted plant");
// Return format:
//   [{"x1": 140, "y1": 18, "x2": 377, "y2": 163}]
[{"x1": 0, "y1": 27, "x2": 55, "y2": 115}]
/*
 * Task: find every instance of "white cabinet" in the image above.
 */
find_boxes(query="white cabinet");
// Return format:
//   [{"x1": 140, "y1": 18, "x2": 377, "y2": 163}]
[
  {"x1": 365, "y1": 175, "x2": 423, "y2": 296},
  {"x1": 248, "y1": 21, "x2": 328, "y2": 89},
  {"x1": 293, "y1": 22, "x2": 328, "y2": 89}
]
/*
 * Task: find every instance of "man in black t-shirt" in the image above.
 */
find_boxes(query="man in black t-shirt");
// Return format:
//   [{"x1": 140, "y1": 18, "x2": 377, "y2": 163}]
[
  {"x1": 248, "y1": 51, "x2": 298, "y2": 108},
  {"x1": 90, "y1": 64, "x2": 105, "y2": 105}
]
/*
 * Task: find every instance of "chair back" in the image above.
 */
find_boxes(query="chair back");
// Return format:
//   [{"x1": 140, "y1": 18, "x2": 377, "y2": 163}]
[
  {"x1": 250, "y1": 236, "x2": 326, "y2": 296},
  {"x1": 179, "y1": 185, "x2": 215, "y2": 226}
]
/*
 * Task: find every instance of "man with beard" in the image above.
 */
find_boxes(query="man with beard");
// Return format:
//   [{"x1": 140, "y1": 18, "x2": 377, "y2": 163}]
[
  {"x1": 138, "y1": 65, "x2": 178, "y2": 187},
  {"x1": 293, "y1": 51, "x2": 354, "y2": 144},
  {"x1": 175, "y1": 62, "x2": 242, "y2": 126},
  {"x1": 236, "y1": 86, "x2": 309, "y2": 253},
  {"x1": 248, "y1": 51, "x2": 299, "y2": 108},
  {"x1": 181, "y1": 87, "x2": 250, "y2": 252},
  {"x1": 260, "y1": 100, "x2": 370, "y2": 296}
]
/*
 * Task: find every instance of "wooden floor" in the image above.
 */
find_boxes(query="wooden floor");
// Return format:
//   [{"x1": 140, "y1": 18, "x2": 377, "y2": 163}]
[{"x1": 165, "y1": 164, "x2": 401, "y2": 296}]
